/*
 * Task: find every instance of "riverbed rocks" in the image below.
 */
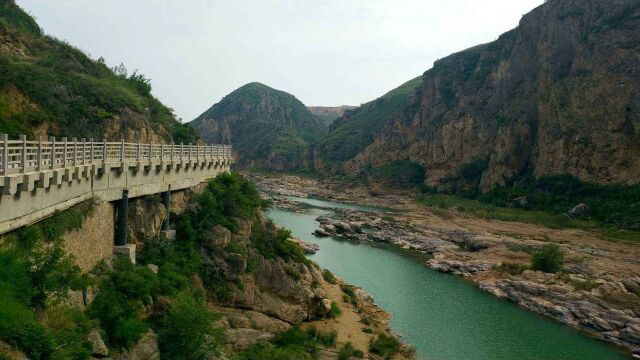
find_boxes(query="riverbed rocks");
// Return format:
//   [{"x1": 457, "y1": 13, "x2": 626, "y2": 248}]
[
  {"x1": 427, "y1": 259, "x2": 492, "y2": 276},
  {"x1": 251, "y1": 173, "x2": 640, "y2": 355}
]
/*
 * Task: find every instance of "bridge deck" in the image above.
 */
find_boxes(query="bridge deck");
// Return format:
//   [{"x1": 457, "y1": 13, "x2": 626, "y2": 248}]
[{"x1": 0, "y1": 134, "x2": 233, "y2": 235}]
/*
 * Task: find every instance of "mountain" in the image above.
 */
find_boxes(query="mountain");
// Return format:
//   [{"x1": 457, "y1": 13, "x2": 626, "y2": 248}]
[
  {"x1": 307, "y1": 105, "x2": 356, "y2": 127},
  {"x1": 307, "y1": 77, "x2": 421, "y2": 174},
  {"x1": 191, "y1": 82, "x2": 327, "y2": 171},
  {"x1": 314, "y1": 0, "x2": 640, "y2": 191},
  {"x1": 0, "y1": 0, "x2": 196, "y2": 143}
]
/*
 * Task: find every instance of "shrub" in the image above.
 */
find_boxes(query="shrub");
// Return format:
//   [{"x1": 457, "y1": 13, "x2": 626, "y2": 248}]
[
  {"x1": 88, "y1": 258, "x2": 157, "y2": 349},
  {"x1": 235, "y1": 342, "x2": 312, "y2": 360},
  {"x1": 369, "y1": 334, "x2": 401, "y2": 359},
  {"x1": 0, "y1": 296, "x2": 53, "y2": 359},
  {"x1": 322, "y1": 269, "x2": 337, "y2": 284},
  {"x1": 41, "y1": 306, "x2": 93, "y2": 360},
  {"x1": 156, "y1": 293, "x2": 223, "y2": 360},
  {"x1": 250, "y1": 226, "x2": 306, "y2": 264},
  {"x1": 339, "y1": 342, "x2": 364, "y2": 360},
  {"x1": 329, "y1": 302, "x2": 342, "y2": 318},
  {"x1": 531, "y1": 244, "x2": 564, "y2": 273}
]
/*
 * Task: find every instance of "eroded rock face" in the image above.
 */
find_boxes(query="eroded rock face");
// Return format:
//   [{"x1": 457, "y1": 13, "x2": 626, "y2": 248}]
[
  {"x1": 479, "y1": 275, "x2": 640, "y2": 353},
  {"x1": 335, "y1": 0, "x2": 640, "y2": 191},
  {"x1": 113, "y1": 330, "x2": 160, "y2": 360},
  {"x1": 128, "y1": 198, "x2": 167, "y2": 246}
]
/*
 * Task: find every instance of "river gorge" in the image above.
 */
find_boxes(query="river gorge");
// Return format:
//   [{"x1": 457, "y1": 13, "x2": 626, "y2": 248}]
[{"x1": 258, "y1": 176, "x2": 633, "y2": 360}]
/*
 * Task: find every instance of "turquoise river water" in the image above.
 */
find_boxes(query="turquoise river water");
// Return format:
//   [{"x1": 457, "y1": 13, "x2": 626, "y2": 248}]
[{"x1": 267, "y1": 197, "x2": 630, "y2": 360}]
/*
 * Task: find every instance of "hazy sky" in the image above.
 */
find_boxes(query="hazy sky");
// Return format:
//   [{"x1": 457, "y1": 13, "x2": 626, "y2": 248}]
[{"x1": 17, "y1": 0, "x2": 543, "y2": 122}]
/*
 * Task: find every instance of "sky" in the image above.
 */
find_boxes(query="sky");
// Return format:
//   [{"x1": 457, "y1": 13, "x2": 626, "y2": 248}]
[{"x1": 17, "y1": 0, "x2": 543, "y2": 122}]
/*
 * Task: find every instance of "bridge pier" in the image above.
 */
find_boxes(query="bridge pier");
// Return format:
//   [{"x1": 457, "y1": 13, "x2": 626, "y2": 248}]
[
  {"x1": 161, "y1": 189, "x2": 176, "y2": 240},
  {"x1": 113, "y1": 189, "x2": 136, "y2": 263}
]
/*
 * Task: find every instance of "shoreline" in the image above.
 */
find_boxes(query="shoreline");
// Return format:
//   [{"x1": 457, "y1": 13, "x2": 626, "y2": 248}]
[{"x1": 248, "y1": 172, "x2": 640, "y2": 357}]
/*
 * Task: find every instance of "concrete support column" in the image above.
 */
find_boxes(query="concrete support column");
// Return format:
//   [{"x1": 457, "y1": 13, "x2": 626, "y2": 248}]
[
  {"x1": 162, "y1": 190, "x2": 171, "y2": 231},
  {"x1": 115, "y1": 189, "x2": 129, "y2": 246},
  {"x1": 114, "y1": 189, "x2": 136, "y2": 263}
]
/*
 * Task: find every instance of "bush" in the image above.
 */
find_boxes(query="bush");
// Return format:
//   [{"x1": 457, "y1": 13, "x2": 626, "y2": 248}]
[
  {"x1": 234, "y1": 342, "x2": 312, "y2": 360},
  {"x1": 531, "y1": 244, "x2": 564, "y2": 273},
  {"x1": 0, "y1": 296, "x2": 53, "y2": 359},
  {"x1": 250, "y1": 226, "x2": 306, "y2": 264},
  {"x1": 322, "y1": 269, "x2": 337, "y2": 284},
  {"x1": 88, "y1": 258, "x2": 157, "y2": 349},
  {"x1": 339, "y1": 342, "x2": 364, "y2": 360},
  {"x1": 329, "y1": 302, "x2": 342, "y2": 318},
  {"x1": 369, "y1": 334, "x2": 401, "y2": 359},
  {"x1": 156, "y1": 293, "x2": 223, "y2": 360}
]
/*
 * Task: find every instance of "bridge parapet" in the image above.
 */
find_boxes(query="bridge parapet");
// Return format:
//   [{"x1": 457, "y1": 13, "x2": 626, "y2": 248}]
[{"x1": 0, "y1": 134, "x2": 233, "y2": 235}]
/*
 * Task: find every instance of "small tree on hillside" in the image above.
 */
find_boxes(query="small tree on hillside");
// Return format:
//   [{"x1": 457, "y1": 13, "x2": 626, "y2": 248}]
[{"x1": 531, "y1": 244, "x2": 564, "y2": 273}]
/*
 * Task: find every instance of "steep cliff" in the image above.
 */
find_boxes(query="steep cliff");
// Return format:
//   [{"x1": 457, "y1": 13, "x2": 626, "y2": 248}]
[
  {"x1": 0, "y1": 0, "x2": 197, "y2": 143},
  {"x1": 340, "y1": 0, "x2": 639, "y2": 191},
  {"x1": 191, "y1": 82, "x2": 327, "y2": 171}
]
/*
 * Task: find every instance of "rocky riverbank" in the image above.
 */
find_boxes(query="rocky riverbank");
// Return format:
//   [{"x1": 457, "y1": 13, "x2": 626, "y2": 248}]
[{"x1": 248, "y1": 173, "x2": 640, "y2": 357}]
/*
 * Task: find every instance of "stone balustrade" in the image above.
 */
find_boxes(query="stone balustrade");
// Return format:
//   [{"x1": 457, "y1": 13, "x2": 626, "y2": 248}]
[{"x1": 0, "y1": 134, "x2": 233, "y2": 235}]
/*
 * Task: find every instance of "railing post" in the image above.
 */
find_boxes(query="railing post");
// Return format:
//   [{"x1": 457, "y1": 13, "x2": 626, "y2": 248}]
[
  {"x1": 120, "y1": 139, "x2": 125, "y2": 160},
  {"x1": 180, "y1": 142, "x2": 184, "y2": 160},
  {"x1": 72, "y1": 137, "x2": 77, "y2": 166},
  {"x1": 102, "y1": 138, "x2": 107, "y2": 162},
  {"x1": 37, "y1": 136, "x2": 43, "y2": 171},
  {"x1": 1, "y1": 134, "x2": 8, "y2": 175},
  {"x1": 81, "y1": 138, "x2": 86, "y2": 164},
  {"x1": 188, "y1": 143, "x2": 192, "y2": 160},
  {"x1": 171, "y1": 143, "x2": 174, "y2": 160},
  {"x1": 136, "y1": 141, "x2": 141, "y2": 161},
  {"x1": 160, "y1": 143, "x2": 164, "y2": 160},
  {"x1": 49, "y1": 136, "x2": 56, "y2": 169},
  {"x1": 89, "y1": 138, "x2": 94, "y2": 164},
  {"x1": 148, "y1": 143, "x2": 152, "y2": 161},
  {"x1": 62, "y1": 137, "x2": 68, "y2": 167},
  {"x1": 20, "y1": 134, "x2": 26, "y2": 173}
]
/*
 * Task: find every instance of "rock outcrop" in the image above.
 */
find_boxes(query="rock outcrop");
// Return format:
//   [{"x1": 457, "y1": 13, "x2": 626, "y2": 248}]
[{"x1": 315, "y1": 0, "x2": 640, "y2": 191}]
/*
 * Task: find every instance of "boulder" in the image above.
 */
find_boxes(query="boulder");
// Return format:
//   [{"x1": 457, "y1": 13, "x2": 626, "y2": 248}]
[
  {"x1": 226, "y1": 328, "x2": 274, "y2": 350},
  {"x1": 114, "y1": 330, "x2": 159, "y2": 360},
  {"x1": 206, "y1": 225, "x2": 232, "y2": 248},
  {"x1": 333, "y1": 221, "x2": 353, "y2": 233},
  {"x1": 87, "y1": 329, "x2": 109, "y2": 357},
  {"x1": 567, "y1": 203, "x2": 590, "y2": 218},
  {"x1": 314, "y1": 228, "x2": 330, "y2": 237}
]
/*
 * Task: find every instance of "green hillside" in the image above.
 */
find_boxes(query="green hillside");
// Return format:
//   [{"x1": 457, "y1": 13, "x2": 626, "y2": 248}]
[
  {"x1": 0, "y1": 0, "x2": 196, "y2": 142},
  {"x1": 312, "y1": 76, "x2": 421, "y2": 168},
  {"x1": 191, "y1": 82, "x2": 327, "y2": 171}
]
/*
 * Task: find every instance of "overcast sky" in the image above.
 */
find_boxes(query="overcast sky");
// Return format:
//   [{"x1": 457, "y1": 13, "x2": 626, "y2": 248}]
[{"x1": 17, "y1": 0, "x2": 543, "y2": 122}]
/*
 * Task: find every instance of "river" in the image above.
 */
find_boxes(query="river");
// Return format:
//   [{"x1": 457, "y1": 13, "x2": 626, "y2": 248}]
[{"x1": 266, "y1": 197, "x2": 630, "y2": 360}]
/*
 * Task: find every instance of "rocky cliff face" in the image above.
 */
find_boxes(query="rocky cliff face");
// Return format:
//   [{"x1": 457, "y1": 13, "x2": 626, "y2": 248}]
[
  {"x1": 191, "y1": 82, "x2": 327, "y2": 171},
  {"x1": 307, "y1": 105, "x2": 356, "y2": 127},
  {"x1": 318, "y1": 0, "x2": 640, "y2": 191}
]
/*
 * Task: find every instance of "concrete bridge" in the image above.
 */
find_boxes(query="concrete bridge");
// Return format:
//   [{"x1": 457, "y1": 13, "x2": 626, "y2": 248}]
[{"x1": 0, "y1": 135, "x2": 233, "y2": 249}]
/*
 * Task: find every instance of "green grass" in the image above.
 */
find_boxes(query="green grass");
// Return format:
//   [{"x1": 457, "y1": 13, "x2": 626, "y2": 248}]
[
  {"x1": 234, "y1": 326, "x2": 337, "y2": 360},
  {"x1": 415, "y1": 193, "x2": 640, "y2": 242},
  {"x1": 369, "y1": 333, "x2": 401, "y2": 359},
  {"x1": 329, "y1": 302, "x2": 342, "y2": 318}
]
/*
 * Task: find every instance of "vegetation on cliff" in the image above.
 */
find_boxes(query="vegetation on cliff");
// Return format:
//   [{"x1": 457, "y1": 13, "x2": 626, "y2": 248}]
[
  {"x1": 0, "y1": 0, "x2": 197, "y2": 142},
  {"x1": 311, "y1": 77, "x2": 421, "y2": 172},
  {"x1": 191, "y1": 82, "x2": 327, "y2": 171},
  {"x1": 0, "y1": 202, "x2": 94, "y2": 360}
]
